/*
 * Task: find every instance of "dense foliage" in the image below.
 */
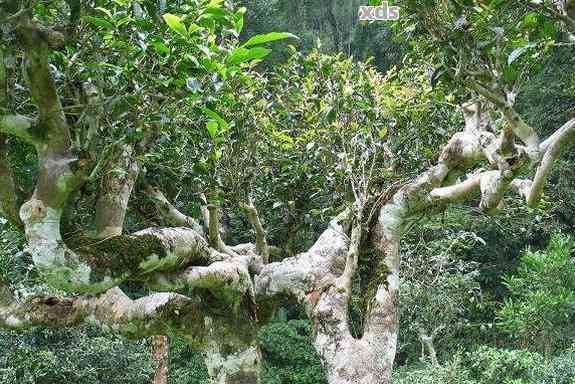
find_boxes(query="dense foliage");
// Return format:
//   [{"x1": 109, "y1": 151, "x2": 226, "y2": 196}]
[{"x1": 1, "y1": 0, "x2": 574, "y2": 383}]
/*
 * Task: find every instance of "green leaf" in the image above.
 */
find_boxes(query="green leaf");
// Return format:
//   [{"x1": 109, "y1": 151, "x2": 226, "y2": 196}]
[
  {"x1": 206, "y1": 120, "x2": 219, "y2": 138},
  {"x1": 200, "y1": 7, "x2": 229, "y2": 20},
  {"x1": 228, "y1": 47, "x2": 271, "y2": 65},
  {"x1": 503, "y1": 66, "x2": 518, "y2": 83},
  {"x1": 187, "y1": 23, "x2": 203, "y2": 35},
  {"x1": 202, "y1": 108, "x2": 229, "y2": 132},
  {"x1": 85, "y1": 16, "x2": 115, "y2": 30},
  {"x1": 151, "y1": 41, "x2": 170, "y2": 55},
  {"x1": 163, "y1": 13, "x2": 187, "y2": 37},
  {"x1": 234, "y1": 7, "x2": 246, "y2": 33},
  {"x1": 208, "y1": 0, "x2": 224, "y2": 7},
  {"x1": 242, "y1": 32, "x2": 298, "y2": 48},
  {"x1": 378, "y1": 127, "x2": 388, "y2": 139},
  {"x1": 94, "y1": 7, "x2": 113, "y2": 19}
]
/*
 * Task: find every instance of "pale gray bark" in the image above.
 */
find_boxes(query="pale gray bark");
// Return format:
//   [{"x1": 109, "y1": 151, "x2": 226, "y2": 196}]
[
  {"x1": 256, "y1": 100, "x2": 575, "y2": 383},
  {"x1": 0, "y1": 285, "x2": 198, "y2": 337},
  {"x1": 94, "y1": 144, "x2": 140, "y2": 238},
  {"x1": 204, "y1": 316, "x2": 262, "y2": 384}
]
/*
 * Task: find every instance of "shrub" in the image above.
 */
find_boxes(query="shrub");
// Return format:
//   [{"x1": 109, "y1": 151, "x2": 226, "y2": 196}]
[
  {"x1": 465, "y1": 346, "x2": 543, "y2": 384},
  {"x1": 258, "y1": 320, "x2": 327, "y2": 384},
  {"x1": 498, "y1": 233, "x2": 575, "y2": 355},
  {"x1": 393, "y1": 353, "x2": 478, "y2": 384},
  {"x1": 0, "y1": 327, "x2": 154, "y2": 384}
]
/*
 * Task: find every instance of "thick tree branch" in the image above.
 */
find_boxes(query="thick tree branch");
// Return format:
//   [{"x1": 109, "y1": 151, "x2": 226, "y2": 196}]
[
  {"x1": 0, "y1": 285, "x2": 197, "y2": 338},
  {"x1": 256, "y1": 212, "x2": 350, "y2": 307},
  {"x1": 18, "y1": 22, "x2": 70, "y2": 152},
  {"x1": 150, "y1": 257, "x2": 254, "y2": 302},
  {"x1": 94, "y1": 144, "x2": 139, "y2": 238}
]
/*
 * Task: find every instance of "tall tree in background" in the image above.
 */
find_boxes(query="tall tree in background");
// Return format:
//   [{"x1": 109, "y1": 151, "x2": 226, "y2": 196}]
[{"x1": 152, "y1": 336, "x2": 170, "y2": 384}]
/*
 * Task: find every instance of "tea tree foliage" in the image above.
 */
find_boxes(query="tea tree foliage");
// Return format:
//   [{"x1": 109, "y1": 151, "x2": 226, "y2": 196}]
[
  {"x1": 1, "y1": 1, "x2": 575, "y2": 383},
  {"x1": 498, "y1": 233, "x2": 575, "y2": 355}
]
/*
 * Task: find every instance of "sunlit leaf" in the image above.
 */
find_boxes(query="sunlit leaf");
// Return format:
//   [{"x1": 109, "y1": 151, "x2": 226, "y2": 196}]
[
  {"x1": 163, "y1": 13, "x2": 187, "y2": 37},
  {"x1": 202, "y1": 108, "x2": 229, "y2": 131},
  {"x1": 95, "y1": 7, "x2": 113, "y2": 18},
  {"x1": 206, "y1": 120, "x2": 219, "y2": 138},
  {"x1": 228, "y1": 47, "x2": 271, "y2": 65},
  {"x1": 378, "y1": 128, "x2": 388, "y2": 139},
  {"x1": 242, "y1": 32, "x2": 298, "y2": 48},
  {"x1": 85, "y1": 16, "x2": 115, "y2": 30}
]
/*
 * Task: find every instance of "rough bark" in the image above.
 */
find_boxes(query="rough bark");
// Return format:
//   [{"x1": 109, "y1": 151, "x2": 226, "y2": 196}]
[
  {"x1": 0, "y1": 285, "x2": 197, "y2": 337},
  {"x1": 241, "y1": 198, "x2": 269, "y2": 264},
  {"x1": 94, "y1": 144, "x2": 140, "y2": 238},
  {"x1": 419, "y1": 330, "x2": 439, "y2": 366},
  {"x1": 204, "y1": 316, "x2": 262, "y2": 384},
  {"x1": 0, "y1": 45, "x2": 21, "y2": 226},
  {"x1": 0, "y1": 136, "x2": 21, "y2": 226}
]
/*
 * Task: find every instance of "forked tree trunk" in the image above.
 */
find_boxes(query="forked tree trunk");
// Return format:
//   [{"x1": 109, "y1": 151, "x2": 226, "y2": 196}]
[
  {"x1": 311, "y1": 233, "x2": 401, "y2": 384},
  {"x1": 152, "y1": 336, "x2": 170, "y2": 384}
]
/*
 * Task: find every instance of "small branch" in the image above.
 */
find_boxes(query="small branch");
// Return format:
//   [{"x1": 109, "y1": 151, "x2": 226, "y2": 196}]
[
  {"x1": 80, "y1": 81, "x2": 102, "y2": 151},
  {"x1": 468, "y1": 82, "x2": 540, "y2": 161},
  {"x1": 147, "y1": 186, "x2": 204, "y2": 235},
  {"x1": 500, "y1": 108, "x2": 540, "y2": 161},
  {"x1": 429, "y1": 173, "x2": 483, "y2": 203},
  {"x1": 468, "y1": 80, "x2": 507, "y2": 108},
  {"x1": 337, "y1": 216, "x2": 361, "y2": 295},
  {"x1": 418, "y1": 327, "x2": 439, "y2": 366},
  {"x1": 241, "y1": 198, "x2": 270, "y2": 263},
  {"x1": 206, "y1": 204, "x2": 236, "y2": 256},
  {"x1": 94, "y1": 144, "x2": 139, "y2": 239}
]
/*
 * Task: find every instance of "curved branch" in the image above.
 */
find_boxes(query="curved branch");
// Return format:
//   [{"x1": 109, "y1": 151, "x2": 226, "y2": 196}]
[
  {"x1": 527, "y1": 117, "x2": 575, "y2": 207},
  {"x1": 147, "y1": 186, "x2": 204, "y2": 234},
  {"x1": 256, "y1": 212, "x2": 350, "y2": 313},
  {"x1": 241, "y1": 198, "x2": 270, "y2": 263}
]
